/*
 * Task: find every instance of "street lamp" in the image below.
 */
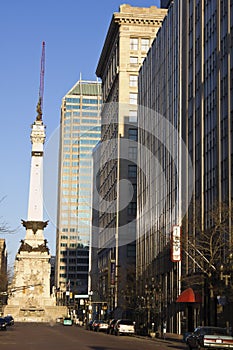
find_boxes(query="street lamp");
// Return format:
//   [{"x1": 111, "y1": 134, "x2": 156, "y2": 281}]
[
  {"x1": 145, "y1": 278, "x2": 156, "y2": 335},
  {"x1": 88, "y1": 290, "x2": 93, "y2": 322}
]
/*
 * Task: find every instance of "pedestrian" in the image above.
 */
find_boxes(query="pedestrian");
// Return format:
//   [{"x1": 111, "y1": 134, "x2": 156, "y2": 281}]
[{"x1": 163, "y1": 322, "x2": 166, "y2": 340}]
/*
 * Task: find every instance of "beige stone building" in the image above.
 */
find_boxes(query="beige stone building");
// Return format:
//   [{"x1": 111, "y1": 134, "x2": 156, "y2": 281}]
[{"x1": 95, "y1": 4, "x2": 167, "y2": 318}]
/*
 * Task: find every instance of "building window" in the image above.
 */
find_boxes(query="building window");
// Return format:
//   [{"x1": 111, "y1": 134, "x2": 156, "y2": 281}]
[
  {"x1": 130, "y1": 37, "x2": 138, "y2": 50},
  {"x1": 130, "y1": 56, "x2": 138, "y2": 64},
  {"x1": 128, "y1": 165, "x2": 137, "y2": 178},
  {"x1": 61, "y1": 235, "x2": 68, "y2": 240},
  {"x1": 141, "y1": 38, "x2": 150, "y2": 51},
  {"x1": 129, "y1": 129, "x2": 138, "y2": 141},
  {"x1": 129, "y1": 75, "x2": 138, "y2": 87},
  {"x1": 127, "y1": 244, "x2": 136, "y2": 257},
  {"x1": 128, "y1": 202, "x2": 137, "y2": 216},
  {"x1": 129, "y1": 93, "x2": 137, "y2": 105},
  {"x1": 129, "y1": 147, "x2": 137, "y2": 160},
  {"x1": 129, "y1": 110, "x2": 137, "y2": 122}
]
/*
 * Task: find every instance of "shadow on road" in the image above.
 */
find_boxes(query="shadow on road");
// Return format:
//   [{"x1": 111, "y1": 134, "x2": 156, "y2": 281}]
[{"x1": 168, "y1": 345, "x2": 186, "y2": 349}]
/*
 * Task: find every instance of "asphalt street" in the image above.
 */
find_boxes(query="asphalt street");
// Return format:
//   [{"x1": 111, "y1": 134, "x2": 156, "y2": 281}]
[{"x1": 0, "y1": 323, "x2": 187, "y2": 350}]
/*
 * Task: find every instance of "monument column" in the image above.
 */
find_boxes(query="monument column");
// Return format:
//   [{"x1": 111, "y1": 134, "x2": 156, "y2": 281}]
[
  {"x1": 4, "y1": 43, "x2": 67, "y2": 321},
  {"x1": 22, "y1": 103, "x2": 48, "y2": 247}
]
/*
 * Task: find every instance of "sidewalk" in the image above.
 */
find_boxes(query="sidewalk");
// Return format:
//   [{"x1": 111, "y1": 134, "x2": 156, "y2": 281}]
[
  {"x1": 134, "y1": 332, "x2": 185, "y2": 345},
  {"x1": 162, "y1": 332, "x2": 184, "y2": 342}
]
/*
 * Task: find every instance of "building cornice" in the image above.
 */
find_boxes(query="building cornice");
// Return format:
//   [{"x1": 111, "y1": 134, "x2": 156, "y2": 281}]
[{"x1": 96, "y1": 8, "x2": 167, "y2": 78}]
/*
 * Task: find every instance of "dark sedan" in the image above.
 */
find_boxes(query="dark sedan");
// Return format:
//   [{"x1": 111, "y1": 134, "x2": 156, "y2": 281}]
[
  {"x1": 0, "y1": 317, "x2": 7, "y2": 331},
  {"x1": 4, "y1": 315, "x2": 14, "y2": 326},
  {"x1": 186, "y1": 326, "x2": 233, "y2": 349}
]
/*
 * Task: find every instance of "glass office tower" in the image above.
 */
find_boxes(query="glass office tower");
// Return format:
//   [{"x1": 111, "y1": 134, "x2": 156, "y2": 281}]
[
  {"x1": 137, "y1": 0, "x2": 233, "y2": 334},
  {"x1": 55, "y1": 80, "x2": 102, "y2": 296}
]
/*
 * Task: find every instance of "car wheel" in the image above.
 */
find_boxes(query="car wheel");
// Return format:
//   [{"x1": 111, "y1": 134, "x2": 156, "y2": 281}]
[{"x1": 187, "y1": 345, "x2": 196, "y2": 350}]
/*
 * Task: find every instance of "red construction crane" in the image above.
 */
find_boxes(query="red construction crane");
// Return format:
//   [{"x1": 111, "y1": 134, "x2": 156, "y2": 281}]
[{"x1": 36, "y1": 41, "x2": 45, "y2": 121}]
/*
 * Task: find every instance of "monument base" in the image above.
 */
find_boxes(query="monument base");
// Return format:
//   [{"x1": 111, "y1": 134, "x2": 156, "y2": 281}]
[{"x1": 3, "y1": 305, "x2": 68, "y2": 323}]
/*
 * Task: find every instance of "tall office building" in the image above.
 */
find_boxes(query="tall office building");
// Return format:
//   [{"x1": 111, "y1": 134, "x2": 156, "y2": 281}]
[
  {"x1": 160, "y1": 0, "x2": 173, "y2": 8},
  {"x1": 137, "y1": 0, "x2": 182, "y2": 334},
  {"x1": 55, "y1": 80, "x2": 102, "y2": 296},
  {"x1": 96, "y1": 4, "x2": 167, "y2": 318},
  {"x1": 137, "y1": 0, "x2": 233, "y2": 334}
]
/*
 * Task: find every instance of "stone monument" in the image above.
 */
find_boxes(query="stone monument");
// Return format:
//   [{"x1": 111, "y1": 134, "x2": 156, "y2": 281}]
[{"x1": 4, "y1": 42, "x2": 67, "y2": 322}]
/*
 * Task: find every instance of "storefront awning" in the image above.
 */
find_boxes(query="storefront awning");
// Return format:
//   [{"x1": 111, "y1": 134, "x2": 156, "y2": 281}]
[{"x1": 176, "y1": 288, "x2": 202, "y2": 303}]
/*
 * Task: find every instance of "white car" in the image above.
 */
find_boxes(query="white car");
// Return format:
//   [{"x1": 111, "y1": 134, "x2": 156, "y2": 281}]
[
  {"x1": 114, "y1": 319, "x2": 135, "y2": 336},
  {"x1": 94, "y1": 320, "x2": 109, "y2": 332}
]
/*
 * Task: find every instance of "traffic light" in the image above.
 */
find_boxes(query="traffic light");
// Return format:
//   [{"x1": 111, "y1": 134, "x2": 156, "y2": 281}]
[{"x1": 102, "y1": 302, "x2": 107, "y2": 310}]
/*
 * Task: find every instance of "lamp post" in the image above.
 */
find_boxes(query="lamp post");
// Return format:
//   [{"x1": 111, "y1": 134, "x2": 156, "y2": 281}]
[
  {"x1": 88, "y1": 290, "x2": 93, "y2": 322},
  {"x1": 145, "y1": 278, "x2": 155, "y2": 335}
]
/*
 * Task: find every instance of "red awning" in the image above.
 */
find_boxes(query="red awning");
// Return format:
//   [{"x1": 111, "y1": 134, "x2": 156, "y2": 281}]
[{"x1": 176, "y1": 288, "x2": 202, "y2": 303}]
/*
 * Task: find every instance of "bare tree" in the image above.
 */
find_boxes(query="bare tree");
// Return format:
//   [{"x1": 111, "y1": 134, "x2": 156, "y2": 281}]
[
  {"x1": 184, "y1": 200, "x2": 233, "y2": 277},
  {"x1": 182, "y1": 200, "x2": 233, "y2": 326},
  {"x1": 0, "y1": 196, "x2": 18, "y2": 308}
]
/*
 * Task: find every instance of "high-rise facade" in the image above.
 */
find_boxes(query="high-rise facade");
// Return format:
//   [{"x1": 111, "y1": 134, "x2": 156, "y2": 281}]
[
  {"x1": 137, "y1": 0, "x2": 233, "y2": 334},
  {"x1": 137, "y1": 0, "x2": 182, "y2": 334},
  {"x1": 55, "y1": 80, "x2": 102, "y2": 296},
  {"x1": 95, "y1": 4, "x2": 167, "y2": 318},
  {"x1": 160, "y1": 0, "x2": 173, "y2": 8}
]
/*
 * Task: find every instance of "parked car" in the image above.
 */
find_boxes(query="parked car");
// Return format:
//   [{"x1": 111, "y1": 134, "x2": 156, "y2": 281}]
[
  {"x1": 63, "y1": 317, "x2": 72, "y2": 326},
  {"x1": 92, "y1": 320, "x2": 100, "y2": 330},
  {"x1": 87, "y1": 320, "x2": 94, "y2": 330},
  {"x1": 107, "y1": 319, "x2": 117, "y2": 334},
  {"x1": 186, "y1": 326, "x2": 233, "y2": 349},
  {"x1": 56, "y1": 317, "x2": 64, "y2": 323},
  {"x1": 114, "y1": 319, "x2": 135, "y2": 336},
  {"x1": 0, "y1": 318, "x2": 7, "y2": 331},
  {"x1": 93, "y1": 320, "x2": 108, "y2": 332},
  {"x1": 4, "y1": 315, "x2": 14, "y2": 326}
]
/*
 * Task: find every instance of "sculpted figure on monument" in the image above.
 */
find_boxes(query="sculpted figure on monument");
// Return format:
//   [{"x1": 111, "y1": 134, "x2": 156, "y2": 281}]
[{"x1": 36, "y1": 98, "x2": 42, "y2": 121}]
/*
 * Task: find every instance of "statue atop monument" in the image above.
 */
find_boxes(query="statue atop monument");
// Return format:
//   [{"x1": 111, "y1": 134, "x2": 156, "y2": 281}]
[{"x1": 36, "y1": 97, "x2": 42, "y2": 121}]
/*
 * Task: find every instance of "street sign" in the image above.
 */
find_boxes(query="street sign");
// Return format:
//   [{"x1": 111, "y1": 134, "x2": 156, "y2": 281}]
[{"x1": 171, "y1": 225, "x2": 181, "y2": 262}]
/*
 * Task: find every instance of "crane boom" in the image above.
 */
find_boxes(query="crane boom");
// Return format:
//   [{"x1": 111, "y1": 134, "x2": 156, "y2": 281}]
[{"x1": 36, "y1": 41, "x2": 45, "y2": 121}]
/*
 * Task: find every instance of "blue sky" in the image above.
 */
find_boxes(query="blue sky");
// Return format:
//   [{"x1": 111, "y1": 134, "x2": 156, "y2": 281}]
[{"x1": 0, "y1": 0, "x2": 160, "y2": 268}]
